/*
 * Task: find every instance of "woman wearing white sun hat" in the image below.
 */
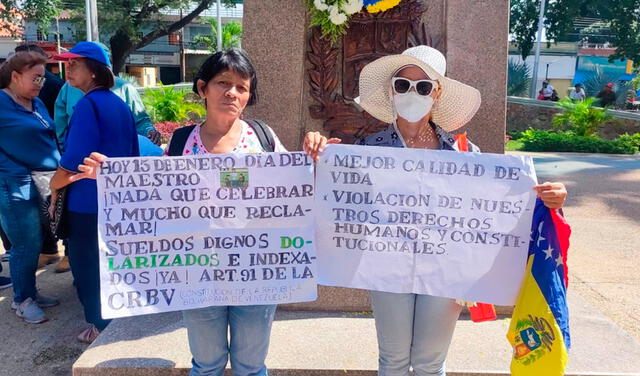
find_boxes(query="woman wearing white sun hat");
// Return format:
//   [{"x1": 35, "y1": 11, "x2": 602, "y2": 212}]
[{"x1": 304, "y1": 45, "x2": 568, "y2": 376}]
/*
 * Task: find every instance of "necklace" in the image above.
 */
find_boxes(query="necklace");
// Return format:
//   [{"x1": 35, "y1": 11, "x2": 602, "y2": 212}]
[{"x1": 405, "y1": 124, "x2": 437, "y2": 148}]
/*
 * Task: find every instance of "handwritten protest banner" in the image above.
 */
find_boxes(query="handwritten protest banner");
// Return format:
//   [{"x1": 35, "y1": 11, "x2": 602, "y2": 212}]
[
  {"x1": 97, "y1": 153, "x2": 316, "y2": 319},
  {"x1": 315, "y1": 145, "x2": 538, "y2": 306}
]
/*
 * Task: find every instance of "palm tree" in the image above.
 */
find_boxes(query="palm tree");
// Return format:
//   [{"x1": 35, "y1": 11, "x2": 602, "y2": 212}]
[
  {"x1": 584, "y1": 66, "x2": 629, "y2": 108},
  {"x1": 507, "y1": 58, "x2": 531, "y2": 97},
  {"x1": 193, "y1": 19, "x2": 243, "y2": 52}
]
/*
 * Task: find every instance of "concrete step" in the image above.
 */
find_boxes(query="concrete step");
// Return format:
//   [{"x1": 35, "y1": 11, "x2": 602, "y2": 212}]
[{"x1": 72, "y1": 291, "x2": 640, "y2": 376}]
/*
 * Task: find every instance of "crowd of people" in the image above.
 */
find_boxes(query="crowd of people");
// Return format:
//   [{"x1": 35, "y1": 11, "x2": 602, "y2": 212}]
[
  {"x1": 542, "y1": 79, "x2": 640, "y2": 109},
  {"x1": 0, "y1": 42, "x2": 162, "y2": 330},
  {"x1": 0, "y1": 41, "x2": 568, "y2": 376}
]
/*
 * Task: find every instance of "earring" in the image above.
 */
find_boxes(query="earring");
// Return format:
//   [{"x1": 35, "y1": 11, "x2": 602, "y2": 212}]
[{"x1": 92, "y1": 75, "x2": 95, "y2": 79}]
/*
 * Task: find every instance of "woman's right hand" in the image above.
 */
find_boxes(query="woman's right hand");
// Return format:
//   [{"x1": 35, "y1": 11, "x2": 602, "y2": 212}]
[
  {"x1": 303, "y1": 131, "x2": 341, "y2": 162},
  {"x1": 69, "y1": 152, "x2": 107, "y2": 182}
]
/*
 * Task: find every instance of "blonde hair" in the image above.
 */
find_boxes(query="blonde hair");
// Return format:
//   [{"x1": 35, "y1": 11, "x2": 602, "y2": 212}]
[{"x1": 0, "y1": 51, "x2": 47, "y2": 89}]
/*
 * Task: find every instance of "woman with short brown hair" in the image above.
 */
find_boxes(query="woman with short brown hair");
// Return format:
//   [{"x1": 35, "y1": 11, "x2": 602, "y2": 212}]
[{"x1": 0, "y1": 51, "x2": 61, "y2": 324}]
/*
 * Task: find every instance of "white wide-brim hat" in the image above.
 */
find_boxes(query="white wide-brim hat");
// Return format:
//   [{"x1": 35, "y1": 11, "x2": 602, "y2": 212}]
[{"x1": 356, "y1": 46, "x2": 481, "y2": 132}]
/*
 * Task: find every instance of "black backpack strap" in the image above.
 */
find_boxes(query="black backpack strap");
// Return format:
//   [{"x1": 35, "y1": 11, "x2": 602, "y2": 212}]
[
  {"x1": 246, "y1": 119, "x2": 275, "y2": 152},
  {"x1": 168, "y1": 125, "x2": 197, "y2": 156}
]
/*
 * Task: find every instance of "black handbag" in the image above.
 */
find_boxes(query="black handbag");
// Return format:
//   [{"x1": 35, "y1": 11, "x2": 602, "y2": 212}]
[
  {"x1": 30, "y1": 170, "x2": 65, "y2": 241},
  {"x1": 49, "y1": 187, "x2": 68, "y2": 239}
]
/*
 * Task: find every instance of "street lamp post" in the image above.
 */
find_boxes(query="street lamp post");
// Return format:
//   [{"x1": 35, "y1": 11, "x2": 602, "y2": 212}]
[
  {"x1": 55, "y1": 17, "x2": 63, "y2": 78},
  {"x1": 180, "y1": 9, "x2": 186, "y2": 82},
  {"x1": 545, "y1": 63, "x2": 550, "y2": 81},
  {"x1": 85, "y1": 0, "x2": 92, "y2": 41},
  {"x1": 544, "y1": 59, "x2": 558, "y2": 82},
  {"x1": 216, "y1": 0, "x2": 222, "y2": 52},
  {"x1": 90, "y1": 0, "x2": 99, "y2": 42},
  {"x1": 529, "y1": 0, "x2": 547, "y2": 99},
  {"x1": 84, "y1": 0, "x2": 99, "y2": 41}
]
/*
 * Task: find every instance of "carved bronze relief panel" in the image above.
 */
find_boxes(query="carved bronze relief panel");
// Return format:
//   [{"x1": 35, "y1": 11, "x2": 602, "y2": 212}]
[{"x1": 307, "y1": 0, "x2": 431, "y2": 143}]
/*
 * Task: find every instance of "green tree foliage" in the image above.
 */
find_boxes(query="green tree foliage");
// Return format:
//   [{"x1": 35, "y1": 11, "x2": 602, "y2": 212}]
[
  {"x1": 0, "y1": 0, "x2": 239, "y2": 73},
  {"x1": 0, "y1": 0, "x2": 61, "y2": 36},
  {"x1": 509, "y1": 0, "x2": 538, "y2": 60},
  {"x1": 630, "y1": 74, "x2": 640, "y2": 92},
  {"x1": 509, "y1": 0, "x2": 640, "y2": 65},
  {"x1": 552, "y1": 97, "x2": 611, "y2": 137},
  {"x1": 509, "y1": 0, "x2": 581, "y2": 60},
  {"x1": 599, "y1": 0, "x2": 640, "y2": 65},
  {"x1": 193, "y1": 19, "x2": 242, "y2": 52},
  {"x1": 507, "y1": 59, "x2": 531, "y2": 97},
  {"x1": 577, "y1": 21, "x2": 613, "y2": 45}
]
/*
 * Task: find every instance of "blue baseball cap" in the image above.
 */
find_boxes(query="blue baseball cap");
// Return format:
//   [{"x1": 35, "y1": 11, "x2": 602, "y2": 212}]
[{"x1": 54, "y1": 41, "x2": 111, "y2": 68}]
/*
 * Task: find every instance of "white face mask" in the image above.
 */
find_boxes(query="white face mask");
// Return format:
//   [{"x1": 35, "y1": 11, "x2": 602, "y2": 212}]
[{"x1": 393, "y1": 91, "x2": 434, "y2": 123}]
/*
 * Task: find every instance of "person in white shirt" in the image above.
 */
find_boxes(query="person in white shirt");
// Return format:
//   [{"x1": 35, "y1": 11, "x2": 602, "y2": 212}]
[
  {"x1": 570, "y1": 83, "x2": 586, "y2": 101},
  {"x1": 541, "y1": 81, "x2": 556, "y2": 100}
]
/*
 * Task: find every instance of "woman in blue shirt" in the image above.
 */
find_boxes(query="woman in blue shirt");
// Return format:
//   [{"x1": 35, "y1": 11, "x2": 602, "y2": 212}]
[
  {"x1": 0, "y1": 51, "x2": 61, "y2": 324},
  {"x1": 50, "y1": 42, "x2": 139, "y2": 343}
]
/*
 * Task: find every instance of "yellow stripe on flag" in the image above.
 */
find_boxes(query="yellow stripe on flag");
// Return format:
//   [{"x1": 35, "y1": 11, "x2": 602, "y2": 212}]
[{"x1": 507, "y1": 256, "x2": 568, "y2": 376}]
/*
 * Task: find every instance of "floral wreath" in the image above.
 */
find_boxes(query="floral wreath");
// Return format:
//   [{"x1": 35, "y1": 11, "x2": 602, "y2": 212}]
[{"x1": 306, "y1": 0, "x2": 404, "y2": 43}]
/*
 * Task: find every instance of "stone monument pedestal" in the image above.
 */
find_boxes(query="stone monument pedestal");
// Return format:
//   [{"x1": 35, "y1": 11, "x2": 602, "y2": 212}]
[
  {"x1": 243, "y1": 0, "x2": 509, "y2": 153},
  {"x1": 279, "y1": 285, "x2": 513, "y2": 315},
  {"x1": 280, "y1": 286, "x2": 370, "y2": 312}
]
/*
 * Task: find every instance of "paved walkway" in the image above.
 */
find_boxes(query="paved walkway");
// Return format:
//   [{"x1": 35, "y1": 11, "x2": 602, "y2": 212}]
[
  {"x1": 0, "y1": 260, "x2": 89, "y2": 376},
  {"x1": 0, "y1": 151, "x2": 638, "y2": 375},
  {"x1": 510, "y1": 151, "x2": 640, "y2": 342},
  {"x1": 73, "y1": 290, "x2": 640, "y2": 375}
]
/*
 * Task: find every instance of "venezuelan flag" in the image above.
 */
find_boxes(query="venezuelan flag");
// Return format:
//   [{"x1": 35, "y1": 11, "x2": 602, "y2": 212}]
[
  {"x1": 364, "y1": 0, "x2": 403, "y2": 13},
  {"x1": 507, "y1": 200, "x2": 571, "y2": 375}
]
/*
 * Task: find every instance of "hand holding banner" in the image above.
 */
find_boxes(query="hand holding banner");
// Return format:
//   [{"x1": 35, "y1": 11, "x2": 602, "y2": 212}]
[
  {"x1": 97, "y1": 153, "x2": 317, "y2": 319},
  {"x1": 315, "y1": 144, "x2": 538, "y2": 306}
]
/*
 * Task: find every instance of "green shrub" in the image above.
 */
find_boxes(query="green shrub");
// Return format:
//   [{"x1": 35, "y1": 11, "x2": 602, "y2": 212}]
[
  {"x1": 520, "y1": 129, "x2": 638, "y2": 154},
  {"x1": 507, "y1": 130, "x2": 524, "y2": 140},
  {"x1": 617, "y1": 133, "x2": 640, "y2": 150},
  {"x1": 193, "y1": 19, "x2": 243, "y2": 52},
  {"x1": 630, "y1": 133, "x2": 640, "y2": 148},
  {"x1": 143, "y1": 86, "x2": 205, "y2": 123},
  {"x1": 552, "y1": 97, "x2": 611, "y2": 137},
  {"x1": 631, "y1": 74, "x2": 640, "y2": 92},
  {"x1": 506, "y1": 139, "x2": 524, "y2": 151}
]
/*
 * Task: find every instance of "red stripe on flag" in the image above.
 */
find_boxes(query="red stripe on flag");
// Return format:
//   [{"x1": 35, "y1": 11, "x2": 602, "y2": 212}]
[
  {"x1": 454, "y1": 133, "x2": 469, "y2": 152},
  {"x1": 550, "y1": 209, "x2": 571, "y2": 288}
]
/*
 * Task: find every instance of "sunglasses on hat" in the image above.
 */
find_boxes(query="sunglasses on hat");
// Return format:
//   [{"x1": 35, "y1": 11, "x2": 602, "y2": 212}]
[{"x1": 392, "y1": 77, "x2": 438, "y2": 96}]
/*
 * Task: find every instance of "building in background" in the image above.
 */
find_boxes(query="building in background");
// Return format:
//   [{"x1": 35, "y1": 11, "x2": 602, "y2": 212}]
[
  {"x1": 509, "y1": 17, "x2": 636, "y2": 99},
  {"x1": 509, "y1": 42, "x2": 578, "y2": 97},
  {"x1": 0, "y1": 4, "x2": 23, "y2": 60},
  {"x1": 16, "y1": 2, "x2": 243, "y2": 86},
  {"x1": 0, "y1": 27, "x2": 21, "y2": 60}
]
